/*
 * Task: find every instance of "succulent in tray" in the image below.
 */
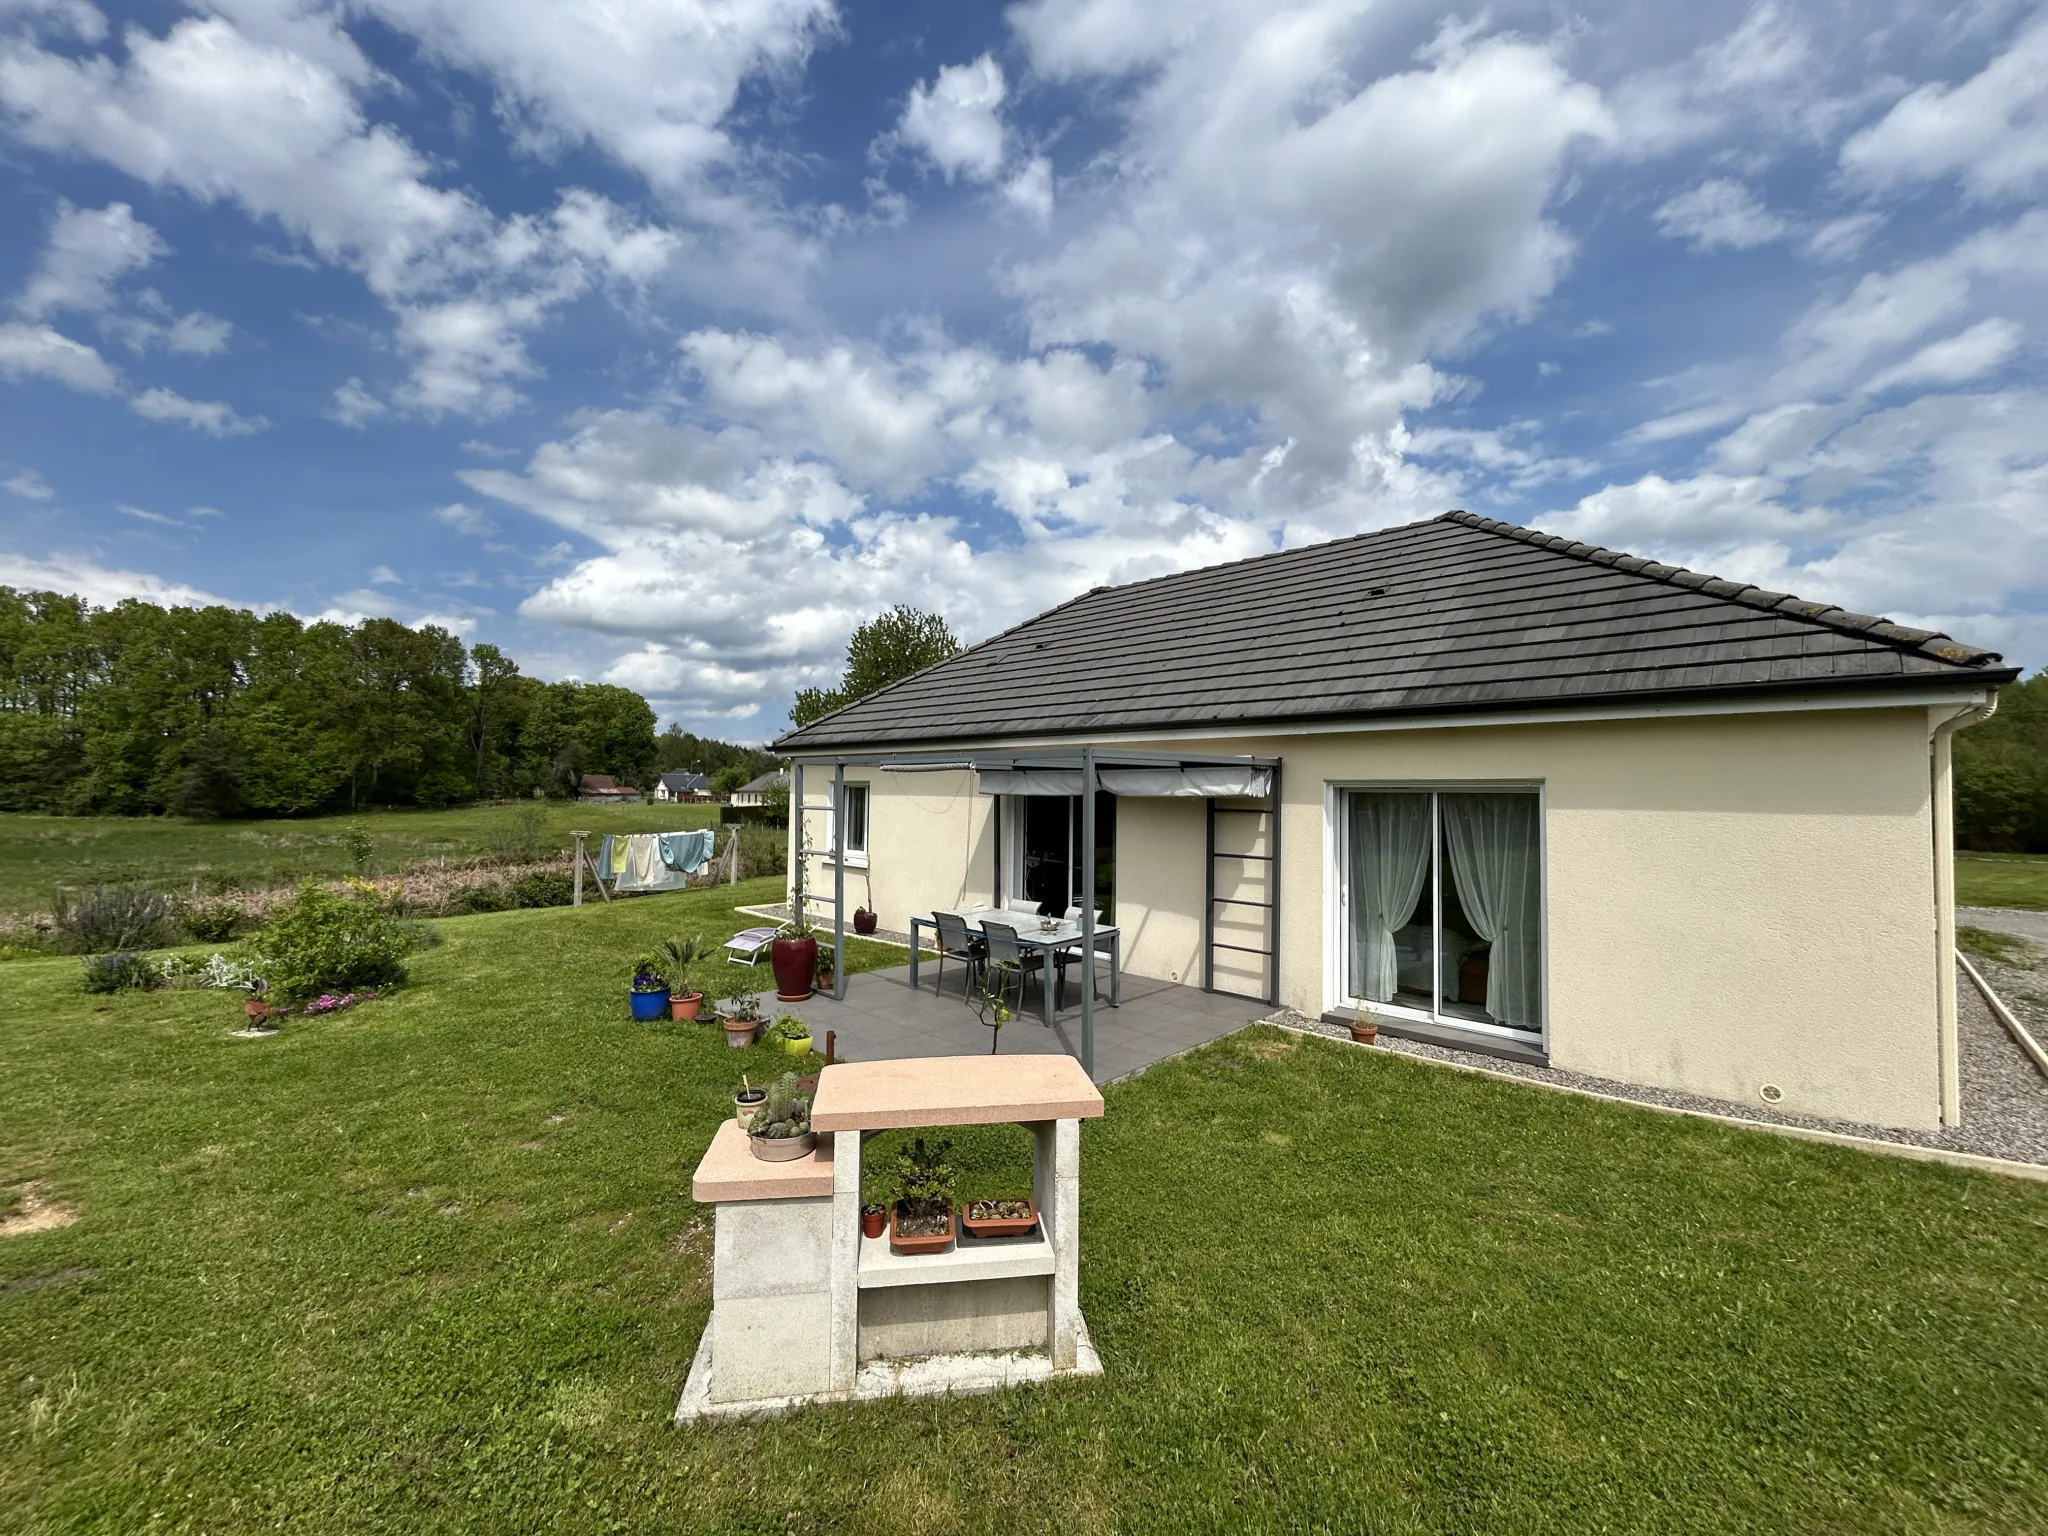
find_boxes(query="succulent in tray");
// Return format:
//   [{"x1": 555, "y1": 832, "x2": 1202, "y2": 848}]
[{"x1": 745, "y1": 1071, "x2": 814, "y2": 1162}]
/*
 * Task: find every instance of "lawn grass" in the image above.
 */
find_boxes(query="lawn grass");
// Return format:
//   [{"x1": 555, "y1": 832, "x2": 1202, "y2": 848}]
[
  {"x1": 1957, "y1": 851, "x2": 2048, "y2": 911},
  {"x1": 4, "y1": 886, "x2": 2047, "y2": 1533},
  {"x1": 0, "y1": 803, "x2": 722, "y2": 914}
]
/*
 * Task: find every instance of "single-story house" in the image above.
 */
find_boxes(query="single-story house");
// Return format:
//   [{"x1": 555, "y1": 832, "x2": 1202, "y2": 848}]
[
  {"x1": 772, "y1": 512, "x2": 2015, "y2": 1131},
  {"x1": 577, "y1": 773, "x2": 641, "y2": 803},
  {"x1": 729, "y1": 769, "x2": 788, "y2": 808},
  {"x1": 655, "y1": 771, "x2": 711, "y2": 802}
]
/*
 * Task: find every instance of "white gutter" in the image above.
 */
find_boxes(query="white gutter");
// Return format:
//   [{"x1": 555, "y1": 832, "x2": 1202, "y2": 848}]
[{"x1": 1932, "y1": 693, "x2": 1999, "y2": 1125}]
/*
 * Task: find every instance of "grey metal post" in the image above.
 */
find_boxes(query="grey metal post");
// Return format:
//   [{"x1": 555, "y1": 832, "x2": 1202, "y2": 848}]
[
  {"x1": 832, "y1": 759, "x2": 846, "y2": 1000},
  {"x1": 1267, "y1": 760, "x2": 1283, "y2": 1006},
  {"x1": 791, "y1": 759, "x2": 803, "y2": 920},
  {"x1": 1081, "y1": 747, "x2": 1096, "y2": 1079}
]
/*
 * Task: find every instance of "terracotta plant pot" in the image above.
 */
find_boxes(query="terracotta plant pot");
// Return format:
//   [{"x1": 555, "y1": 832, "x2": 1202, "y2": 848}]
[
  {"x1": 815, "y1": 971, "x2": 835, "y2": 994},
  {"x1": 960, "y1": 1198, "x2": 1040, "y2": 1240},
  {"x1": 723, "y1": 1021, "x2": 759, "y2": 1048},
  {"x1": 860, "y1": 1206, "x2": 886, "y2": 1239},
  {"x1": 1347, "y1": 1020, "x2": 1379, "y2": 1044},
  {"x1": 734, "y1": 1089, "x2": 767, "y2": 1126},
  {"x1": 889, "y1": 1202, "x2": 956, "y2": 1256},
  {"x1": 770, "y1": 936, "x2": 817, "y2": 1000},
  {"x1": 853, "y1": 910, "x2": 878, "y2": 936},
  {"x1": 670, "y1": 991, "x2": 703, "y2": 1021}
]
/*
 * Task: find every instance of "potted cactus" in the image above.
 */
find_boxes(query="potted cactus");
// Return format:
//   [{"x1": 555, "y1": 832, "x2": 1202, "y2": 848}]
[
  {"x1": 745, "y1": 1071, "x2": 815, "y2": 1162},
  {"x1": 888, "y1": 1136, "x2": 957, "y2": 1255}
]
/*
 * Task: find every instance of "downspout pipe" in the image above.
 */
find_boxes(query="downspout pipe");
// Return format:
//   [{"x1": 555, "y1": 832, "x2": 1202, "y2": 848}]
[{"x1": 1932, "y1": 693, "x2": 1998, "y2": 1126}]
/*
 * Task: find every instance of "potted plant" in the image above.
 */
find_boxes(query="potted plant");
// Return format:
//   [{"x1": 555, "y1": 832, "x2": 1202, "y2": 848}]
[
  {"x1": 764, "y1": 1014, "x2": 814, "y2": 1057},
  {"x1": 853, "y1": 906, "x2": 878, "y2": 936},
  {"x1": 1347, "y1": 1011, "x2": 1380, "y2": 1045},
  {"x1": 961, "y1": 1198, "x2": 1040, "y2": 1240},
  {"x1": 769, "y1": 825, "x2": 818, "y2": 1001},
  {"x1": 888, "y1": 1136, "x2": 957, "y2": 1256},
  {"x1": 660, "y1": 935, "x2": 708, "y2": 1020},
  {"x1": 720, "y1": 989, "x2": 763, "y2": 1048},
  {"x1": 860, "y1": 1203, "x2": 886, "y2": 1239},
  {"x1": 745, "y1": 1071, "x2": 815, "y2": 1162},
  {"x1": 971, "y1": 969, "x2": 1011, "y2": 1054},
  {"x1": 814, "y1": 947, "x2": 836, "y2": 995},
  {"x1": 629, "y1": 954, "x2": 671, "y2": 1021},
  {"x1": 733, "y1": 1074, "x2": 768, "y2": 1126}
]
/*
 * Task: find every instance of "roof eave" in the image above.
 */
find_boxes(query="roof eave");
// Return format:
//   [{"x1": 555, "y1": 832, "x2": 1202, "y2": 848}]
[{"x1": 772, "y1": 666, "x2": 2019, "y2": 754}]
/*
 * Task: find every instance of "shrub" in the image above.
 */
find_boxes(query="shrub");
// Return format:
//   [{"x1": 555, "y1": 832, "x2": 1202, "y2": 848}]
[
  {"x1": 182, "y1": 898, "x2": 245, "y2": 943},
  {"x1": 448, "y1": 881, "x2": 515, "y2": 915},
  {"x1": 54, "y1": 884, "x2": 178, "y2": 954},
  {"x1": 492, "y1": 803, "x2": 551, "y2": 864},
  {"x1": 82, "y1": 950, "x2": 163, "y2": 994},
  {"x1": 253, "y1": 881, "x2": 420, "y2": 1005},
  {"x1": 511, "y1": 870, "x2": 574, "y2": 909}
]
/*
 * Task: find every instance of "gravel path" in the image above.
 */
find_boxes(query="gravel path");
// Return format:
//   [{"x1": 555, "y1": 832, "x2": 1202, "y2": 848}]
[
  {"x1": 1960, "y1": 906, "x2": 2048, "y2": 945},
  {"x1": 1274, "y1": 962, "x2": 2048, "y2": 1167}
]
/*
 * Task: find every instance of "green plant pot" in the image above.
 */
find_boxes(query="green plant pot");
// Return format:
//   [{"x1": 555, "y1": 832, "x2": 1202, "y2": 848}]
[{"x1": 778, "y1": 1033, "x2": 814, "y2": 1057}]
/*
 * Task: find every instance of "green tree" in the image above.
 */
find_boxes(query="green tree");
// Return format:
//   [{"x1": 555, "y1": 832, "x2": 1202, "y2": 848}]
[
  {"x1": 790, "y1": 604, "x2": 961, "y2": 728},
  {"x1": 1955, "y1": 670, "x2": 2048, "y2": 851}
]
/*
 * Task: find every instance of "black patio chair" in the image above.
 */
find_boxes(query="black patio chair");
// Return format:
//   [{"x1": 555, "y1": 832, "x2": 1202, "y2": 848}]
[
  {"x1": 979, "y1": 919, "x2": 1054, "y2": 1021},
  {"x1": 930, "y1": 911, "x2": 985, "y2": 998}
]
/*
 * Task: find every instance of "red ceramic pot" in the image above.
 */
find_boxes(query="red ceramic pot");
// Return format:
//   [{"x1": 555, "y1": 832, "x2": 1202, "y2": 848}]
[
  {"x1": 770, "y1": 936, "x2": 817, "y2": 1000},
  {"x1": 853, "y1": 910, "x2": 878, "y2": 936}
]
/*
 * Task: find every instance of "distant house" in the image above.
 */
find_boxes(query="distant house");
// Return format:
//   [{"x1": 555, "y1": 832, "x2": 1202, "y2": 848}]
[
  {"x1": 577, "y1": 773, "x2": 641, "y2": 803},
  {"x1": 655, "y1": 771, "x2": 711, "y2": 803},
  {"x1": 728, "y1": 769, "x2": 788, "y2": 808}
]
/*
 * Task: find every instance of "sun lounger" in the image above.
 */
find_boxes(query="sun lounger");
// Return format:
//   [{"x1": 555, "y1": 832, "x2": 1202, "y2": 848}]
[{"x1": 723, "y1": 926, "x2": 781, "y2": 964}]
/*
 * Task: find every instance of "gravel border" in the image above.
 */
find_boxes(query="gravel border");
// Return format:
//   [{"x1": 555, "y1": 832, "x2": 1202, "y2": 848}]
[{"x1": 1272, "y1": 962, "x2": 2048, "y2": 1167}]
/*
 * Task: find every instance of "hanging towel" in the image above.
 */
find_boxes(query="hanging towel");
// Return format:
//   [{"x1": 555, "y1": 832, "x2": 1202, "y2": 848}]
[
  {"x1": 658, "y1": 828, "x2": 717, "y2": 873},
  {"x1": 616, "y1": 833, "x2": 692, "y2": 893},
  {"x1": 597, "y1": 834, "x2": 617, "y2": 880}
]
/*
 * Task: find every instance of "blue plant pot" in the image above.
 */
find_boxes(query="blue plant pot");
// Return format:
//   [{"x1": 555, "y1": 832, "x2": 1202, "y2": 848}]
[{"x1": 629, "y1": 989, "x2": 670, "y2": 1022}]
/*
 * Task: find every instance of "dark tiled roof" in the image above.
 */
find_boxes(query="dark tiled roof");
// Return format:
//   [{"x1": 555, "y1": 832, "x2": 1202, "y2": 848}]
[
  {"x1": 775, "y1": 512, "x2": 2014, "y2": 751},
  {"x1": 660, "y1": 771, "x2": 709, "y2": 791}
]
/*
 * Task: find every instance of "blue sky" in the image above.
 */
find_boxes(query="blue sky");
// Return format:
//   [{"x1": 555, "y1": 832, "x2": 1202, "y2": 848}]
[{"x1": 2, "y1": 0, "x2": 2043, "y2": 736}]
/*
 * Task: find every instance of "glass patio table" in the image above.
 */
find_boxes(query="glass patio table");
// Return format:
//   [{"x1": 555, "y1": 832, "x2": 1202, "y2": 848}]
[{"x1": 907, "y1": 908, "x2": 1122, "y2": 1027}]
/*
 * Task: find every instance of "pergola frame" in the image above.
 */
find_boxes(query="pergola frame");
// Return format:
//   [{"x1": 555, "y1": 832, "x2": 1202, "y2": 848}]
[{"x1": 788, "y1": 746, "x2": 1280, "y2": 1077}]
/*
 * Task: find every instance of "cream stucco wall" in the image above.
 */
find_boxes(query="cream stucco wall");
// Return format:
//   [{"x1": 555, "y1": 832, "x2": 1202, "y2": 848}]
[{"x1": 795, "y1": 703, "x2": 1948, "y2": 1129}]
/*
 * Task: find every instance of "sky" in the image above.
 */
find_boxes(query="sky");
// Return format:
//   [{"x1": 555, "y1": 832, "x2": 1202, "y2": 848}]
[{"x1": 1, "y1": 0, "x2": 2043, "y2": 739}]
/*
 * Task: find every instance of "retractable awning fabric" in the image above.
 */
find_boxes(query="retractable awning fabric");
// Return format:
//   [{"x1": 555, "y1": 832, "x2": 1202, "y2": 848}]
[{"x1": 976, "y1": 765, "x2": 1272, "y2": 798}]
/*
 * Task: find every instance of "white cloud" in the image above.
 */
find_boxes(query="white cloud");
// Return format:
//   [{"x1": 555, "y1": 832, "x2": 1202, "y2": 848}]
[
  {"x1": 118, "y1": 503, "x2": 183, "y2": 525},
  {"x1": 130, "y1": 386, "x2": 267, "y2": 436},
  {"x1": 897, "y1": 54, "x2": 1009, "y2": 183},
  {"x1": 329, "y1": 377, "x2": 386, "y2": 427},
  {"x1": 1841, "y1": 16, "x2": 2048, "y2": 200},
  {"x1": 368, "y1": 564, "x2": 401, "y2": 584},
  {"x1": 15, "y1": 200, "x2": 163, "y2": 316},
  {"x1": 1802, "y1": 212, "x2": 1883, "y2": 263},
  {"x1": 1653, "y1": 179, "x2": 1788, "y2": 251},
  {"x1": 0, "y1": 321, "x2": 119, "y2": 392},
  {"x1": 0, "y1": 548, "x2": 229, "y2": 607},
  {"x1": 1865, "y1": 318, "x2": 2022, "y2": 395},
  {"x1": 4, "y1": 467, "x2": 52, "y2": 499},
  {"x1": 1002, "y1": 155, "x2": 1054, "y2": 223},
  {"x1": 434, "y1": 501, "x2": 497, "y2": 536}
]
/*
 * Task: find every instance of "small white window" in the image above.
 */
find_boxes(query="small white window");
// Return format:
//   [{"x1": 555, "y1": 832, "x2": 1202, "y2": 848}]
[{"x1": 834, "y1": 783, "x2": 869, "y2": 867}]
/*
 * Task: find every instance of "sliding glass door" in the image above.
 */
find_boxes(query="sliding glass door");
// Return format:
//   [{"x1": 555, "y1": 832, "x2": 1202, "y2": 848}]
[
  {"x1": 1341, "y1": 787, "x2": 1542, "y2": 1040},
  {"x1": 1001, "y1": 793, "x2": 1116, "y2": 918}
]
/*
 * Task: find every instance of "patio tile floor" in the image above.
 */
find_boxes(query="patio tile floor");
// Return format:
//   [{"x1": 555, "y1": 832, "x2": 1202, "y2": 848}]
[{"x1": 735, "y1": 964, "x2": 1270, "y2": 1083}]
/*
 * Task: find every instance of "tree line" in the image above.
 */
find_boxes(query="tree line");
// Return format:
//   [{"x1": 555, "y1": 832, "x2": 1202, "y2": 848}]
[
  {"x1": 1956, "y1": 669, "x2": 2048, "y2": 852},
  {"x1": 0, "y1": 588, "x2": 663, "y2": 816}
]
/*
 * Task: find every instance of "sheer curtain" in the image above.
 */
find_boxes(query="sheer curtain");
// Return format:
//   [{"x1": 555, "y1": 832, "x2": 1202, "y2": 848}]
[
  {"x1": 1441, "y1": 793, "x2": 1541, "y2": 1028},
  {"x1": 1346, "y1": 793, "x2": 1432, "y2": 1003}
]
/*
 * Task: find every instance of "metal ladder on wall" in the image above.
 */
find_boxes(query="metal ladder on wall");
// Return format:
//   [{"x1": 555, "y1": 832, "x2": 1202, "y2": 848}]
[{"x1": 1202, "y1": 777, "x2": 1281, "y2": 1005}]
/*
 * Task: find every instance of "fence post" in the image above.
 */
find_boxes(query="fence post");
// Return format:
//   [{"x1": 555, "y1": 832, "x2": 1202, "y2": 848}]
[{"x1": 571, "y1": 830, "x2": 588, "y2": 907}]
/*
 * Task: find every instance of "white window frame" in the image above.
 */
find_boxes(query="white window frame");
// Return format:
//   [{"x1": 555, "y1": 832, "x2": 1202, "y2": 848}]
[
  {"x1": 1323, "y1": 778, "x2": 1548, "y2": 1049},
  {"x1": 826, "y1": 781, "x2": 869, "y2": 869}
]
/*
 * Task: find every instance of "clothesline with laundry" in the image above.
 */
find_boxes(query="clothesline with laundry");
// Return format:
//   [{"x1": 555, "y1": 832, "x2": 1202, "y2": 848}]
[{"x1": 568, "y1": 827, "x2": 740, "y2": 904}]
